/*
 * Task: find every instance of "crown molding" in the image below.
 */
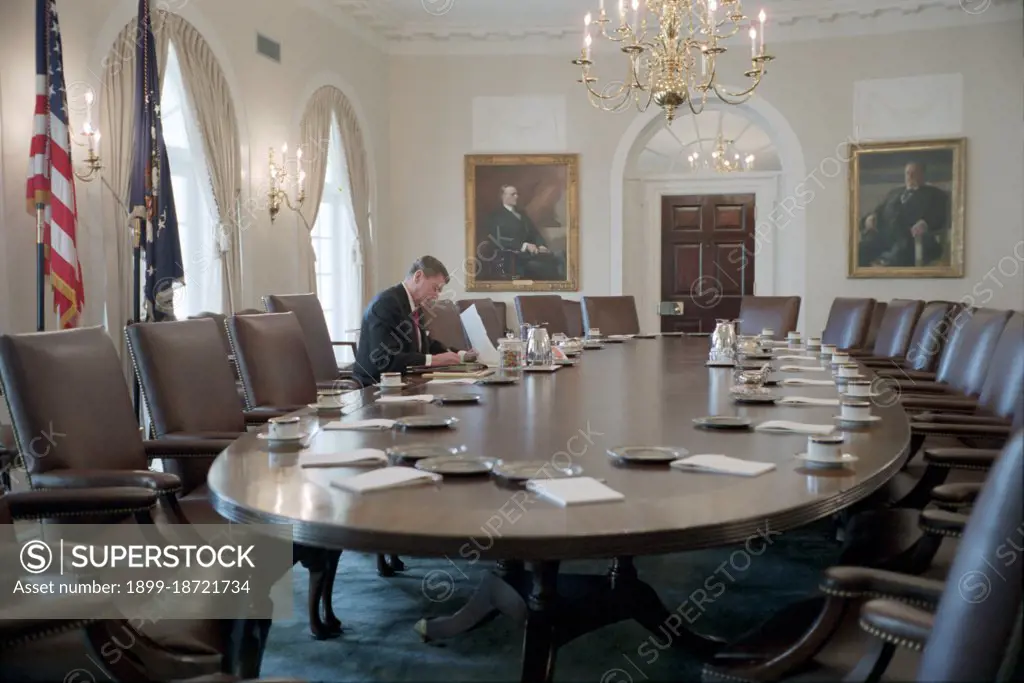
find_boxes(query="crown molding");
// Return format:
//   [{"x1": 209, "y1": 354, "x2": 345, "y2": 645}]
[{"x1": 325, "y1": 0, "x2": 1021, "y2": 55}]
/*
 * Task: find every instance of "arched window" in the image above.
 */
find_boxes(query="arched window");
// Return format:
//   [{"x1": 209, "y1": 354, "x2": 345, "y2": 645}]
[
  {"x1": 311, "y1": 114, "x2": 362, "y2": 356},
  {"x1": 160, "y1": 41, "x2": 222, "y2": 317}
]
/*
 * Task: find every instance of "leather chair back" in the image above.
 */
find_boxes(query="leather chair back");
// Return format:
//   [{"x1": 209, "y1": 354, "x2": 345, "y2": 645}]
[
  {"x1": 737, "y1": 296, "x2": 801, "y2": 337},
  {"x1": 424, "y1": 299, "x2": 469, "y2": 350},
  {"x1": 126, "y1": 319, "x2": 246, "y2": 438},
  {"x1": 976, "y1": 312, "x2": 1024, "y2": 425},
  {"x1": 563, "y1": 300, "x2": 584, "y2": 338},
  {"x1": 582, "y1": 296, "x2": 642, "y2": 336},
  {"x1": 821, "y1": 298, "x2": 875, "y2": 350},
  {"x1": 493, "y1": 302, "x2": 508, "y2": 336},
  {"x1": 236, "y1": 308, "x2": 263, "y2": 315},
  {"x1": 903, "y1": 301, "x2": 958, "y2": 372},
  {"x1": 188, "y1": 311, "x2": 230, "y2": 356},
  {"x1": 227, "y1": 313, "x2": 318, "y2": 410},
  {"x1": 263, "y1": 294, "x2": 338, "y2": 384},
  {"x1": 862, "y1": 301, "x2": 887, "y2": 350},
  {"x1": 870, "y1": 299, "x2": 924, "y2": 358},
  {"x1": 457, "y1": 299, "x2": 505, "y2": 344},
  {"x1": 515, "y1": 295, "x2": 570, "y2": 336},
  {"x1": 0, "y1": 327, "x2": 144, "y2": 475},
  {"x1": 917, "y1": 429, "x2": 1022, "y2": 682},
  {"x1": 937, "y1": 307, "x2": 1012, "y2": 396}
]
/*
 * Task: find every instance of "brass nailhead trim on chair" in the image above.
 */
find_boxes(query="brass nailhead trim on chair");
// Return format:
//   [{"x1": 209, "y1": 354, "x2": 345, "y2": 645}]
[
  {"x1": 0, "y1": 618, "x2": 101, "y2": 649},
  {"x1": 819, "y1": 586, "x2": 937, "y2": 609},
  {"x1": 858, "y1": 619, "x2": 925, "y2": 652},
  {"x1": 920, "y1": 524, "x2": 963, "y2": 539}
]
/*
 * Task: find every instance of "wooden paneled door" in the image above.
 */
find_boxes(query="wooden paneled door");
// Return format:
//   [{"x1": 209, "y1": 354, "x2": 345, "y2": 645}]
[{"x1": 660, "y1": 194, "x2": 756, "y2": 333}]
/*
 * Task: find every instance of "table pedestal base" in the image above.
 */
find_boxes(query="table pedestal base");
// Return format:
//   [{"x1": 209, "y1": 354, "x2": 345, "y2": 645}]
[{"x1": 416, "y1": 558, "x2": 723, "y2": 683}]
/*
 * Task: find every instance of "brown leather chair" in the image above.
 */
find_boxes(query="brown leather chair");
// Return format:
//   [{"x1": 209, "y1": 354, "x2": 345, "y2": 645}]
[
  {"x1": 0, "y1": 326, "x2": 230, "y2": 525},
  {"x1": 457, "y1": 299, "x2": 506, "y2": 344},
  {"x1": 227, "y1": 313, "x2": 319, "y2": 413},
  {"x1": 189, "y1": 311, "x2": 231, "y2": 355},
  {"x1": 848, "y1": 299, "x2": 924, "y2": 359},
  {"x1": 581, "y1": 296, "x2": 642, "y2": 336},
  {"x1": 737, "y1": 296, "x2": 801, "y2": 337},
  {"x1": 860, "y1": 301, "x2": 957, "y2": 372},
  {"x1": 562, "y1": 299, "x2": 584, "y2": 338},
  {"x1": 819, "y1": 430, "x2": 1021, "y2": 683},
  {"x1": 423, "y1": 299, "x2": 469, "y2": 350},
  {"x1": 262, "y1": 294, "x2": 358, "y2": 390},
  {"x1": 820, "y1": 297, "x2": 876, "y2": 350},
  {"x1": 861, "y1": 301, "x2": 888, "y2": 350},
  {"x1": 515, "y1": 295, "x2": 570, "y2": 336},
  {"x1": 493, "y1": 301, "x2": 508, "y2": 336}
]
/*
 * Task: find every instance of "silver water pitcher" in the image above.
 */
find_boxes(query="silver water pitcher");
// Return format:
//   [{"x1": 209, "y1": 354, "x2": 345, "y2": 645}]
[{"x1": 526, "y1": 325, "x2": 553, "y2": 366}]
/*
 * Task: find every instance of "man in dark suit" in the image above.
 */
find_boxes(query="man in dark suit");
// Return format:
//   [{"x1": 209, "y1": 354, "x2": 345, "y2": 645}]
[
  {"x1": 858, "y1": 162, "x2": 949, "y2": 268},
  {"x1": 484, "y1": 185, "x2": 565, "y2": 280},
  {"x1": 352, "y1": 256, "x2": 476, "y2": 386}
]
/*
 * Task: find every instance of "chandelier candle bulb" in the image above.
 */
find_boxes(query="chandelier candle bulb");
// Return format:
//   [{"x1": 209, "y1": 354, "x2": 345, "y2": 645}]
[
  {"x1": 749, "y1": 26, "x2": 757, "y2": 58},
  {"x1": 759, "y1": 9, "x2": 766, "y2": 53},
  {"x1": 618, "y1": 0, "x2": 626, "y2": 23}
]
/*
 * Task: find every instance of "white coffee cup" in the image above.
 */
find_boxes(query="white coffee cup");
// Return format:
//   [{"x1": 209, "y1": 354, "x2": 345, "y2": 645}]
[
  {"x1": 844, "y1": 380, "x2": 872, "y2": 397},
  {"x1": 805, "y1": 337, "x2": 822, "y2": 348},
  {"x1": 268, "y1": 416, "x2": 301, "y2": 440},
  {"x1": 837, "y1": 363, "x2": 860, "y2": 379},
  {"x1": 807, "y1": 434, "x2": 844, "y2": 462},
  {"x1": 832, "y1": 352, "x2": 851, "y2": 365},
  {"x1": 787, "y1": 330, "x2": 801, "y2": 340},
  {"x1": 820, "y1": 344, "x2": 837, "y2": 356},
  {"x1": 380, "y1": 372, "x2": 402, "y2": 387},
  {"x1": 841, "y1": 398, "x2": 872, "y2": 421},
  {"x1": 760, "y1": 328, "x2": 775, "y2": 339},
  {"x1": 587, "y1": 327, "x2": 602, "y2": 338}
]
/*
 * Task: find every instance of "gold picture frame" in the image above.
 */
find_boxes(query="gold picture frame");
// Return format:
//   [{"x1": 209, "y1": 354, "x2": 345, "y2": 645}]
[
  {"x1": 465, "y1": 154, "x2": 579, "y2": 292},
  {"x1": 848, "y1": 138, "x2": 965, "y2": 278}
]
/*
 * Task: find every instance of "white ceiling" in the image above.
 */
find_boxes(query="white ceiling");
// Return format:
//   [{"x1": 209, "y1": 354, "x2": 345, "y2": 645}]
[{"x1": 323, "y1": 0, "x2": 1020, "y2": 49}]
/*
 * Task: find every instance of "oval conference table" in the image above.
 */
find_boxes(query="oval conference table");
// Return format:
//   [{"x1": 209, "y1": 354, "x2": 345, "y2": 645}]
[{"x1": 208, "y1": 336, "x2": 911, "y2": 683}]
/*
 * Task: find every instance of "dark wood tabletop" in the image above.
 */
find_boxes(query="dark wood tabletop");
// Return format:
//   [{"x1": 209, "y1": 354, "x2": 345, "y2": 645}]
[{"x1": 206, "y1": 337, "x2": 911, "y2": 560}]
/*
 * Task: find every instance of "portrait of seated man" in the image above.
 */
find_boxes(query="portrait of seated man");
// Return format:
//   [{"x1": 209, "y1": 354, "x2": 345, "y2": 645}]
[
  {"x1": 857, "y1": 161, "x2": 951, "y2": 269},
  {"x1": 482, "y1": 185, "x2": 566, "y2": 281}
]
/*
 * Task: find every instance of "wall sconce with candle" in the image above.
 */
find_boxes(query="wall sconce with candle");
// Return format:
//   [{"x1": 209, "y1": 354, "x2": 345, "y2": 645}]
[
  {"x1": 73, "y1": 89, "x2": 102, "y2": 182},
  {"x1": 268, "y1": 143, "x2": 305, "y2": 223}
]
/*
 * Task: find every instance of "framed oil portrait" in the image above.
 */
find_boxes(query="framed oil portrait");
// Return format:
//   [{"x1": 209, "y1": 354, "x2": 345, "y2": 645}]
[
  {"x1": 465, "y1": 154, "x2": 579, "y2": 291},
  {"x1": 848, "y1": 138, "x2": 965, "y2": 278}
]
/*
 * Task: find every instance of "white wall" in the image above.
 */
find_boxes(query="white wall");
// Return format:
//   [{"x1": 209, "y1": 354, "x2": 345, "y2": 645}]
[
  {"x1": 0, "y1": 0, "x2": 390, "y2": 333},
  {"x1": 387, "y1": 21, "x2": 1024, "y2": 332}
]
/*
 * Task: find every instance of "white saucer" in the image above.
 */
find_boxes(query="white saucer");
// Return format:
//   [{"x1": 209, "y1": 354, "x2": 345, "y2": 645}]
[
  {"x1": 795, "y1": 452, "x2": 859, "y2": 467},
  {"x1": 308, "y1": 402, "x2": 344, "y2": 412},
  {"x1": 378, "y1": 382, "x2": 408, "y2": 389},
  {"x1": 833, "y1": 414, "x2": 882, "y2": 425},
  {"x1": 257, "y1": 432, "x2": 304, "y2": 443}
]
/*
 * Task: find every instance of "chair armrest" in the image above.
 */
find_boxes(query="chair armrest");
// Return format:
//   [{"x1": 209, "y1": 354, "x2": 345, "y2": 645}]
[
  {"x1": 4, "y1": 487, "x2": 159, "y2": 520},
  {"x1": 892, "y1": 379, "x2": 949, "y2": 394},
  {"x1": 874, "y1": 369, "x2": 935, "y2": 381},
  {"x1": 331, "y1": 341, "x2": 357, "y2": 350},
  {"x1": 161, "y1": 431, "x2": 247, "y2": 441},
  {"x1": 930, "y1": 482, "x2": 981, "y2": 510},
  {"x1": 923, "y1": 446, "x2": 1000, "y2": 469},
  {"x1": 30, "y1": 469, "x2": 181, "y2": 494},
  {"x1": 899, "y1": 396, "x2": 979, "y2": 412},
  {"x1": 820, "y1": 566, "x2": 944, "y2": 607},
  {"x1": 859, "y1": 599, "x2": 933, "y2": 652},
  {"x1": 919, "y1": 508, "x2": 968, "y2": 537},
  {"x1": 143, "y1": 439, "x2": 235, "y2": 460},
  {"x1": 915, "y1": 412, "x2": 1008, "y2": 425},
  {"x1": 243, "y1": 408, "x2": 290, "y2": 424},
  {"x1": 911, "y1": 421, "x2": 1011, "y2": 440}
]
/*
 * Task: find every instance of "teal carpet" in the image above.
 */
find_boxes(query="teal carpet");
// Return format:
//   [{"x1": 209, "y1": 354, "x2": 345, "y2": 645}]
[{"x1": 261, "y1": 519, "x2": 842, "y2": 682}]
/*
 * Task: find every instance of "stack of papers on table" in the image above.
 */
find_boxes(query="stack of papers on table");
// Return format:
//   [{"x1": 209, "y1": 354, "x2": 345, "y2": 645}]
[
  {"x1": 779, "y1": 365, "x2": 828, "y2": 373},
  {"x1": 775, "y1": 355, "x2": 819, "y2": 361},
  {"x1": 775, "y1": 396, "x2": 840, "y2": 406},
  {"x1": 323, "y1": 419, "x2": 395, "y2": 430},
  {"x1": 376, "y1": 394, "x2": 435, "y2": 404},
  {"x1": 330, "y1": 466, "x2": 441, "y2": 493},
  {"x1": 425, "y1": 369, "x2": 495, "y2": 379},
  {"x1": 755, "y1": 420, "x2": 836, "y2": 435},
  {"x1": 781, "y1": 378, "x2": 834, "y2": 387},
  {"x1": 427, "y1": 378, "x2": 478, "y2": 385},
  {"x1": 300, "y1": 449, "x2": 387, "y2": 468},
  {"x1": 525, "y1": 477, "x2": 624, "y2": 506},
  {"x1": 670, "y1": 454, "x2": 775, "y2": 477}
]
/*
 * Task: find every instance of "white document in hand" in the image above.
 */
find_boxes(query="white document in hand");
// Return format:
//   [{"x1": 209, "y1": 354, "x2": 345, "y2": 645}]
[{"x1": 460, "y1": 305, "x2": 500, "y2": 367}]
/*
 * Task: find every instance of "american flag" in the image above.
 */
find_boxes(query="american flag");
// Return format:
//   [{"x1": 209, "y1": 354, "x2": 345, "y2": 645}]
[{"x1": 26, "y1": 0, "x2": 84, "y2": 329}]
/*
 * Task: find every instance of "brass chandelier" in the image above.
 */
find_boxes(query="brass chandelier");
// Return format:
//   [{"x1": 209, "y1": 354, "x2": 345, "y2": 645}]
[
  {"x1": 572, "y1": 0, "x2": 774, "y2": 122},
  {"x1": 688, "y1": 134, "x2": 755, "y2": 172}
]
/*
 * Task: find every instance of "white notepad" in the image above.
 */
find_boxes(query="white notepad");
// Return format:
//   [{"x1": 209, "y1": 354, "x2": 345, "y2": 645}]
[
  {"x1": 779, "y1": 365, "x2": 829, "y2": 373},
  {"x1": 427, "y1": 378, "x2": 477, "y2": 385},
  {"x1": 329, "y1": 466, "x2": 442, "y2": 493},
  {"x1": 775, "y1": 396, "x2": 840, "y2": 406},
  {"x1": 525, "y1": 477, "x2": 624, "y2": 507},
  {"x1": 775, "y1": 355, "x2": 818, "y2": 361},
  {"x1": 323, "y1": 418, "x2": 395, "y2": 430},
  {"x1": 756, "y1": 420, "x2": 836, "y2": 435},
  {"x1": 781, "y1": 378, "x2": 834, "y2": 387},
  {"x1": 376, "y1": 394, "x2": 435, "y2": 403},
  {"x1": 670, "y1": 454, "x2": 776, "y2": 477},
  {"x1": 300, "y1": 449, "x2": 388, "y2": 468}
]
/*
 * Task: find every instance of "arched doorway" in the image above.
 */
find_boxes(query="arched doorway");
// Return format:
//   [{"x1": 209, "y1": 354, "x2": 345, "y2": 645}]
[{"x1": 610, "y1": 96, "x2": 809, "y2": 332}]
